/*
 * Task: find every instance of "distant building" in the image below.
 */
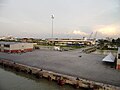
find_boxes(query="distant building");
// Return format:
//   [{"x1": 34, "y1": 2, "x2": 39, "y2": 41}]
[
  {"x1": 116, "y1": 47, "x2": 120, "y2": 70},
  {"x1": 47, "y1": 39, "x2": 95, "y2": 46},
  {"x1": 53, "y1": 46, "x2": 61, "y2": 51},
  {"x1": 0, "y1": 36, "x2": 16, "y2": 41},
  {"x1": 105, "y1": 37, "x2": 113, "y2": 42},
  {"x1": 0, "y1": 42, "x2": 34, "y2": 53}
]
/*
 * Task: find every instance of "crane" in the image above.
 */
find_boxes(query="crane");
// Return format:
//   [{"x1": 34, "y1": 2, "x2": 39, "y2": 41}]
[
  {"x1": 89, "y1": 32, "x2": 93, "y2": 40},
  {"x1": 94, "y1": 32, "x2": 97, "y2": 40}
]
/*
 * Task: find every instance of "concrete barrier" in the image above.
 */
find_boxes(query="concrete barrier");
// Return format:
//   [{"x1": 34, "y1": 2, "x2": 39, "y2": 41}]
[{"x1": 0, "y1": 59, "x2": 119, "y2": 90}]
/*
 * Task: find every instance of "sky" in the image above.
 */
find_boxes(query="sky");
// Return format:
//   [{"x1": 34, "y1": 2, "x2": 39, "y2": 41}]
[{"x1": 0, "y1": 0, "x2": 120, "y2": 39}]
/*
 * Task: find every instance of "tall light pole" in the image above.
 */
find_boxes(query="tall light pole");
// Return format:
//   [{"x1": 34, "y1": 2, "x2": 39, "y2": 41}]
[{"x1": 51, "y1": 14, "x2": 54, "y2": 38}]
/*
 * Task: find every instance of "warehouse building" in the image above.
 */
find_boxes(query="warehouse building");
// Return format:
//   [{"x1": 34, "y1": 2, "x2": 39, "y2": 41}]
[
  {"x1": 116, "y1": 47, "x2": 120, "y2": 70},
  {"x1": 0, "y1": 42, "x2": 34, "y2": 53}
]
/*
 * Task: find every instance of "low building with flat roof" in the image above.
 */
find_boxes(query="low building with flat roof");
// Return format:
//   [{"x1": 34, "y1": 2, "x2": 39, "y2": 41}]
[
  {"x1": 47, "y1": 39, "x2": 95, "y2": 46},
  {"x1": 116, "y1": 47, "x2": 120, "y2": 70},
  {"x1": 0, "y1": 41, "x2": 34, "y2": 53}
]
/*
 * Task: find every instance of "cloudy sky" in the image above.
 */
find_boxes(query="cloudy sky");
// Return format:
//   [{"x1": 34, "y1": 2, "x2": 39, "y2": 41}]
[{"x1": 0, "y1": 0, "x2": 120, "y2": 38}]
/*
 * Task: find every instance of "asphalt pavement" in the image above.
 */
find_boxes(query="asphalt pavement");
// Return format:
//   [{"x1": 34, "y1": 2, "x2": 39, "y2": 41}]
[{"x1": 0, "y1": 49, "x2": 120, "y2": 86}]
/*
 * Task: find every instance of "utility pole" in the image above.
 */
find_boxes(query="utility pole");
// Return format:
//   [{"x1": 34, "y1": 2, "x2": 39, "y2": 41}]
[{"x1": 51, "y1": 14, "x2": 54, "y2": 38}]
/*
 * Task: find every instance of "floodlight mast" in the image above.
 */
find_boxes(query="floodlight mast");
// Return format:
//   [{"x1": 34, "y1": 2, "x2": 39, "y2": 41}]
[{"x1": 51, "y1": 15, "x2": 54, "y2": 38}]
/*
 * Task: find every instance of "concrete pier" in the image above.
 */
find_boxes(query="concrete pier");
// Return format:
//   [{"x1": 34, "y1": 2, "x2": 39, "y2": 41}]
[
  {"x1": 83, "y1": 47, "x2": 96, "y2": 53},
  {"x1": 0, "y1": 59, "x2": 119, "y2": 90}
]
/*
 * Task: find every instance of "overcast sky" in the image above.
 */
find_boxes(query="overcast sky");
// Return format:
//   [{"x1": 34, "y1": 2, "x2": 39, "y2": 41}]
[{"x1": 0, "y1": 0, "x2": 120, "y2": 38}]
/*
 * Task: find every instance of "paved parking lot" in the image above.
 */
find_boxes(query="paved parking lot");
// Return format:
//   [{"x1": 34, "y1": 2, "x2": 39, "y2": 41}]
[{"x1": 0, "y1": 49, "x2": 120, "y2": 86}]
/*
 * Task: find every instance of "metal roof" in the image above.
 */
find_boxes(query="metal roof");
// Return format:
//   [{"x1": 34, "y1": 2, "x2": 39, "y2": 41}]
[
  {"x1": 0, "y1": 41, "x2": 20, "y2": 45},
  {"x1": 0, "y1": 41, "x2": 33, "y2": 45}
]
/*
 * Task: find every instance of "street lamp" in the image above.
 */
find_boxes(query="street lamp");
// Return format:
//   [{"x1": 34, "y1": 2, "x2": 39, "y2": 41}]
[{"x1": 51, "y1": 14, "x2": 54, "y2": 38}]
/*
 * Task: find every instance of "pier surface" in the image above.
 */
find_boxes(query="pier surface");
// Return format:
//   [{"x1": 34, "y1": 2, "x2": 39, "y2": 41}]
[{"x1": 0, "y1": 49, "x2": 120, "y2": 87}]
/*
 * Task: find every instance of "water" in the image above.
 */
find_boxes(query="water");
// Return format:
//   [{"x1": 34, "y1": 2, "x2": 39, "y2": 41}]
[{"x1": 0, "y1": 67, "x2": 82, "y2": 90}]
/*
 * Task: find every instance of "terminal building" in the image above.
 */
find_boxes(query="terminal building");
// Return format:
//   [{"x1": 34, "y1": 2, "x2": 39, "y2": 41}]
[
  {"x1": 0, "y1": 42, "x2": 34, "y2": 53},
  {"x1": 117, "y1": 47, "x2": 120, "y2": 70},
  {"x1": 47, "y1": 39, "x2": 96, "y2": 46}
]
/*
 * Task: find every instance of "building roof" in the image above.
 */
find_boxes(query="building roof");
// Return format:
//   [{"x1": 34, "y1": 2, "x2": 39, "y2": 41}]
[
  {"x1": 0, "y1": 41, "x2": 32, "y2": 45},
  {"x1": 0, "y1": 41, "x2": 34, "y2": 45},
  {"x1": 0, "y1": 41, "x2": 18, "y2": 45}
]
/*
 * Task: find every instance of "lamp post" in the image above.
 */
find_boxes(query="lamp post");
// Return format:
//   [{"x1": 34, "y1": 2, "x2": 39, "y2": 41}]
[{"x1": 51, "y1": 14, "x2": 54, "y2": 38}]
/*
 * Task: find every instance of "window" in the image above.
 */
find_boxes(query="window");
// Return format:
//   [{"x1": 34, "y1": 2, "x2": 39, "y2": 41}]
[
  {"x1": 118, "y1": 54, "x2": 120, "y2": 59},
  {"x1": 4, "y1": 44, "x2": 10, "y2": 47}
]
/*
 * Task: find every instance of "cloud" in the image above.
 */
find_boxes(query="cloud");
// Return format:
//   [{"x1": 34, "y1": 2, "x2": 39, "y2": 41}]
[
  {"x1": 94, "y1": 24, "x2": 120, "y2": 37},
  {"x1": 54, "y1": 30, "x2": 88, "y2": 38},
  {"x1": 72, "y1": 30, "x2": 88, "y2": 36},
  {"x1": 0, "y1": 17, "x2": 16, "y2": 24}
]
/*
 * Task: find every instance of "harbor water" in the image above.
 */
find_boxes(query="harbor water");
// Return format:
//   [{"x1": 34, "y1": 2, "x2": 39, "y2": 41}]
[{"x1": 0, "y1": 67, "x2": 84, "y2": 90}]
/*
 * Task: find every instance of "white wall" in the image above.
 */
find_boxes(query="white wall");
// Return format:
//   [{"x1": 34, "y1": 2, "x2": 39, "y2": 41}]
[
  {"x1": 21, "y1": 43, "x2": 33, "y2": 50},
  {"x1": 117, "y1": 48, "x2": 120, "y2": 65},
  {"x1": 117, "y1": 54, "x2": 120, "y2": 65},
  {"x1": 10, "y1": 43, "x2": 33, "y2": 50},
  {"x1": 0, "y1": 44, "x2": 4, "y2": 51},
  {"x1": 10, "y1": 43, "x2": 21, "y2": 50}
]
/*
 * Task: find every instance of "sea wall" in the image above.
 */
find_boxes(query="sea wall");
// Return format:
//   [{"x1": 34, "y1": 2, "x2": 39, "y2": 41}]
[{"x1": 0, "y1": 59, "x2": 119, "y2": 90}]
